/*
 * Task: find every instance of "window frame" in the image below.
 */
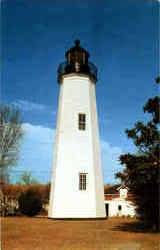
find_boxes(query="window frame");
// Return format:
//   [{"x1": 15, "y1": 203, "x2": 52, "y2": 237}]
[
  {"x1": 79, "y1": 173, "x2": 88, "y2": 191},
  {"x1": 78, "y1": 113, "x2": 86, "y2": 131}
]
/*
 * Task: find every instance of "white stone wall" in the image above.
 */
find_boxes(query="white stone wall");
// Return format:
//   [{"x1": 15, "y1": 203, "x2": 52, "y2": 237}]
[
  {"x1": 105, "y1": 198, "x2": 136, "y2": 218},
  {"x1": 48, "y1": 74, "x2": 106, "y2": 218}
]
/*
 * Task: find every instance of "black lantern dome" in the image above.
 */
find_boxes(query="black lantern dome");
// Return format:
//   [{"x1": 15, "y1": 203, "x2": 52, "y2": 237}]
[
  {"x1": 65, "y1": 40, "x2": 89, "y2": 63},
  {"x1": 57, "y1": 40, "x2": 97, "y2": 83}
]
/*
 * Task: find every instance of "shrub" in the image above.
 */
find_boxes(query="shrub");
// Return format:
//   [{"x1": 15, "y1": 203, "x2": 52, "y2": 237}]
[{"x1": 18, "y1": 188, "x2": 42, "y2": 217}]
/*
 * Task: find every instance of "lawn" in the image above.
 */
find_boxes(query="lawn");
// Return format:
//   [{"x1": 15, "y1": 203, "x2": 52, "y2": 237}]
[{"x1": 1, "y1": 216, "x2": 160, "y2": 250}]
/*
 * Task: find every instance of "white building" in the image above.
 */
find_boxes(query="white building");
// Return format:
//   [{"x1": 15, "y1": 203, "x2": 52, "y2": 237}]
[
  {"x1": 48, "y1": 40, "x2": 106, "y2": 218},
  {"x1": 104, "y1": 186, "x2": 136, "y2": 218}
]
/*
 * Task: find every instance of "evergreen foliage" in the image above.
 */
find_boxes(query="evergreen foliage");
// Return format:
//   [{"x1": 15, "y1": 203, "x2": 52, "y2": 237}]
[
  {"x1": 18, "y1": 188, "x2": 42, "y2": 217},
  {"x1": 116, "y1": 94, "x2": 160, "y2": 231}
]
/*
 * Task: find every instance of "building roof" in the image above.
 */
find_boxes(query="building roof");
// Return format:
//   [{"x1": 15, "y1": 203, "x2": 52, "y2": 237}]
[
  {"x1": 104, "y1": 185, "x2": 120, "y2": 194},
  {"x1": 104, "y1": 185, "x2": 135, "y2": 202}
]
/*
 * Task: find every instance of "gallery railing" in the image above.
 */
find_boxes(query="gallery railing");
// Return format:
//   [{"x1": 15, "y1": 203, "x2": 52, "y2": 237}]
[{"x1": 57, "y1": 61, "x2": 98, "y2": 83}]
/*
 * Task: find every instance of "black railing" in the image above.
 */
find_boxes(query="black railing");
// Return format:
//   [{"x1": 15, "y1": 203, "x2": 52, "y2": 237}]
[{"x1": 57, "y1": 61, "x2": 97, "y2": 83}]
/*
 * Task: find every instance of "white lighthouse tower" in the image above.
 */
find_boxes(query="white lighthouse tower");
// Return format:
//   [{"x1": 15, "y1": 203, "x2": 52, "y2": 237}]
[{"x1": 48, "y1": 40, "x2": 106, "y2": 218}]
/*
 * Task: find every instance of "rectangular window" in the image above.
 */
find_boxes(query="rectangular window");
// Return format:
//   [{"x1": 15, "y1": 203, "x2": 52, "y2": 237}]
[
  {"x1": 78, "y1": 113, "x2": 86, "y2": 130},
  {"x1": 79, "y1": 173, "x2": 87, "y2": 190}
]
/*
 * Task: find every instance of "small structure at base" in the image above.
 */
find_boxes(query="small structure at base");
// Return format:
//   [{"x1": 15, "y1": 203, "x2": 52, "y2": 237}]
[{"x1": 104, "y1": 185, "x2": 136, "y2": 217}]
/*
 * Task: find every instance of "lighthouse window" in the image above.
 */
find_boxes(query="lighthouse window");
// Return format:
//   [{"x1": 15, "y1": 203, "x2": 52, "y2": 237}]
[
  {"x1": 79, "y1": 173, "x2": 87, "y2": 190},
  {"x1": 68, "y1": 53, "x2": 71, "y2": 64},
  {"x1": 78, "y1": 113, "x2": 86, "y2": 130},
  {"x1": 83, "y1": 52, "x2": 85, "y2": 64}
]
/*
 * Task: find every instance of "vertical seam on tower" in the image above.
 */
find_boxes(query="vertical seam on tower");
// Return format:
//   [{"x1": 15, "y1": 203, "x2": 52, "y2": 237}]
[
  {"x1": 88, "y1": 81, "x2": 97, "y2": 216},
  {"x1": 49, "y1": 83, "x2": 64, "y2": 217}
]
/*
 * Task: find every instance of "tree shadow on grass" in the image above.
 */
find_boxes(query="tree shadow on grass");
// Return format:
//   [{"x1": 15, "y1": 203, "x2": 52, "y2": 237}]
[{"x1": 111, "y1": 221, "x2": 158, "y2": 234}]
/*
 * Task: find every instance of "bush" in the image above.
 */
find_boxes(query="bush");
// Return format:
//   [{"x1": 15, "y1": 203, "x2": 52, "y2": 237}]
[{"x1": 18, "y1": 188, "x2": 42, "y2": 217}]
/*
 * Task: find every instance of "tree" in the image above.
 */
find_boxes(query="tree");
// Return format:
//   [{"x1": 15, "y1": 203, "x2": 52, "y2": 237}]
[
  {"x1": 116, "y1": 94, "x2": 160, "y2": 231},
  {"x1": 18, "y1": 188, "x2": 42, "y2": 217},
  {"x1": 16, "y1": 171, "x2": 39, "y2": 185},
  {"x1": 0, "y1": 105, "x2": 23, "y2": 184},
  {"x1": 155, "y1": 76, "x2": 160, "y2": 84}
]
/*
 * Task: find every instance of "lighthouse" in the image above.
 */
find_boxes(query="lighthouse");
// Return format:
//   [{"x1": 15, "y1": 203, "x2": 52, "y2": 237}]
[{"x1": 48, "y1": 40, "x2": 106, "y2": 218}]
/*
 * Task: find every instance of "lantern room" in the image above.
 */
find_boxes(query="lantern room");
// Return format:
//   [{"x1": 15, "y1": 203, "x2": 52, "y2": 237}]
[{"x1": 57, "y1": 40, "x2": 97, "y2": 83}]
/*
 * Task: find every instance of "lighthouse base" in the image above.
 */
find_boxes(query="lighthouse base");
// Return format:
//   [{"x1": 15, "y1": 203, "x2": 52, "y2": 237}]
[
  {"x1": 48, "y1": 200, "x2": 106, "y2": 219},
  {"x1": 48, "y1": 217, "x2": 107, "y2": 220}
]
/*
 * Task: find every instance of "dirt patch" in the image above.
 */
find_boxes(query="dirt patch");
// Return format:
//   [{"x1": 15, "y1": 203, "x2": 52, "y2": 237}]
[{"x1": 1, "y1": 217, "x2": 160, "y2": 250}]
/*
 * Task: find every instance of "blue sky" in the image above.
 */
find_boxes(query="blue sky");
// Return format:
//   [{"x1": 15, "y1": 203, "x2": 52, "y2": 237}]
[{"x1": 2, "y1": 0, "x2": 159, "y2": 184}]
